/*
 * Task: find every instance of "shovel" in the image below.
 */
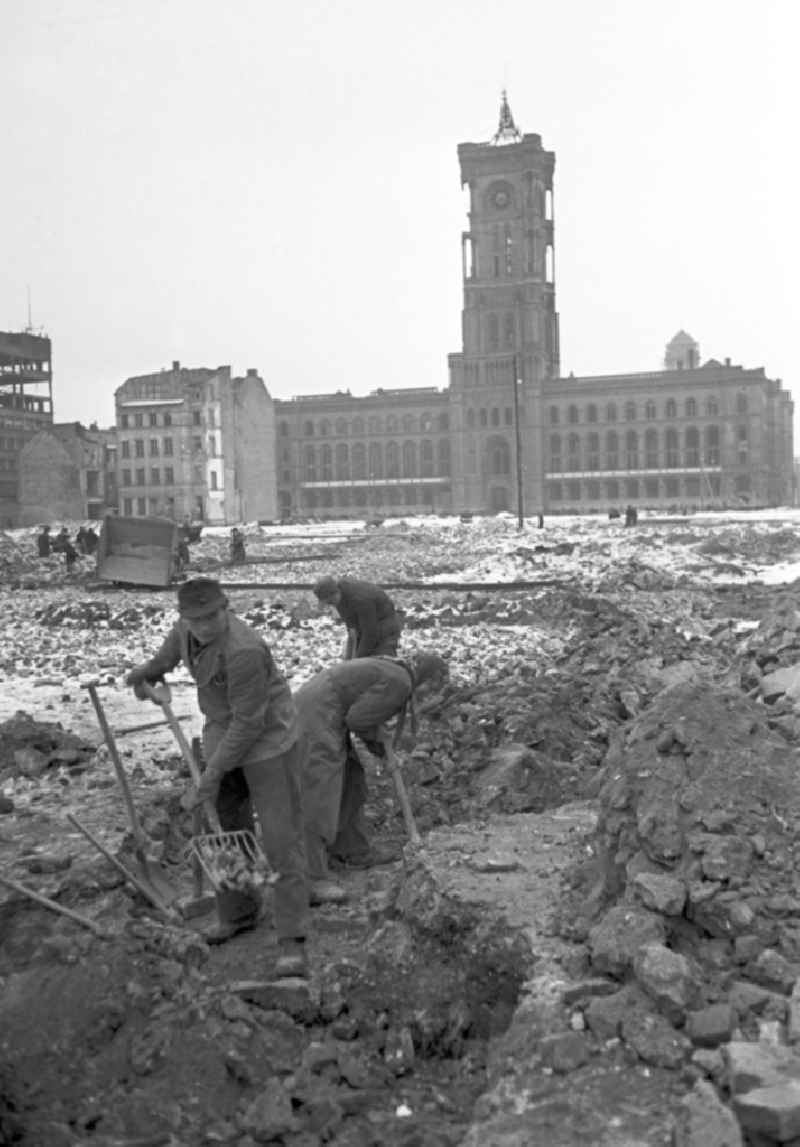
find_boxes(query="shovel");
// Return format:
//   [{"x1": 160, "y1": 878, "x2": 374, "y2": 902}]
[{"x1": 84, "y1": 683, "x2": 179, "y2": 911}]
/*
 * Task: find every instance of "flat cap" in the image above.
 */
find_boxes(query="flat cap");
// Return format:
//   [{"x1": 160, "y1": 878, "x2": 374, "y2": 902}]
[{"x1": 177, "y1": 578, "x2": 227, "y2": 619}]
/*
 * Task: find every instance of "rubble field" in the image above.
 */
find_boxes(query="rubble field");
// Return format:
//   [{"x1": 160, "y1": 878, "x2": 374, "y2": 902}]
[{"x1": 4, "y1": 513, "x2": 800, "y2": 1145}]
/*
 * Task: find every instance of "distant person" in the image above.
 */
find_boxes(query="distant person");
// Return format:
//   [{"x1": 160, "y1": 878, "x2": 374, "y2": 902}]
[
  {"x1": 37, "y1": 525, "x2": 51, "y2": 557},
  {"x1": 84, "y1": 527, "x2": 99, "y2": 556},
  {"x1": 75, "y1": 526, "x2": 88, "y2": 555},
  {"x1": 64, "y1": 539, "x2": 79, "y2": 571},
  {"x1": 51, "y1": 527, "x2": 70, "y2": 553},
  {"x1": 313, "y1": 575, "x2": 403, "y2": 659},
  {"x1": 230, "y1": 528, "x2": 246, "y2": 565}
]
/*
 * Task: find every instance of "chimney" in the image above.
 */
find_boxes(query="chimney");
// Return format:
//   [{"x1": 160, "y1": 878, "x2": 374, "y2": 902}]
[
  {"x1": 172, "y1": 360, "x2": 180, "y2": 371},
  {"x1": 246, "y1": 368, "x2": 258, "y2": 377},
  {"x1": 724, "y1": 357, "x2": 731, "y2": 367}
]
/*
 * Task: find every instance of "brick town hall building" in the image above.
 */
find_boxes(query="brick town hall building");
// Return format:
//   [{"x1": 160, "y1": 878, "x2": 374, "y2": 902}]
[{"x1": 277, "y1": 93, "x2": 794, "y2": 519}]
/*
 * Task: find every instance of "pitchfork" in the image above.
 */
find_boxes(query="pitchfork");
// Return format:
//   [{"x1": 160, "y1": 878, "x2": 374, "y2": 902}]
[{"x1": 141, "y1": 683, "x2": 276, "y2": 893}]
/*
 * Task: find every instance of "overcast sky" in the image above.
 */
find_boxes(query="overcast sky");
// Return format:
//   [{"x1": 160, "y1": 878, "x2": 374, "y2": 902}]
[{"x1": 3, "y1": 0, "x2": 798, "y2": 431}]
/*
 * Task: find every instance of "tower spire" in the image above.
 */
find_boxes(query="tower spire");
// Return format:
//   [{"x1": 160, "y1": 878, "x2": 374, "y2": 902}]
[{"x1": 491, "y1": 89, "x2": 522, "y2": 145}]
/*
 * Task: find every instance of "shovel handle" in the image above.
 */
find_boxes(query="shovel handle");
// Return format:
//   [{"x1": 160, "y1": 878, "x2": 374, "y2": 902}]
[
  {"x1": 66, "y1": 813, "x2": 175, "y2": 918},
  {"x1": 85, "y1": 683, "x2": 147, "y2": 849},
  {"x1": 0, "y1": 871, "x2": 108, "y2": 937},
  {"x1": 385, "y1": 746, "x2": 421, "y2": 847},
  {"x1": 142, "y1": 683, "x2": 223, "y2": 833}
]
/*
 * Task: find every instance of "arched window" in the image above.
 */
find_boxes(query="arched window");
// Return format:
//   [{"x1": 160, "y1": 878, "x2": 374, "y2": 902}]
[
  {"x1": 491, "y1": 407, "x2": 500, "y2": 427},
  {"x1": 335, "y1": 417, "x2": 347, "y2": 435},
  {"x1": 645, "y1": 428, "x2": 658, "y2": 468},
  {"x1": 606, "y1": 431, "x2": 619, "y2": 469},
  {"x1": 279, "y1": 421, "x2": 289, "y2": 437},
  {"x1": 466, "y1": 408, "x2": 476, "y2": 429},
  {"x1": 321, "y1": 444, "x2": 333, "y2": 480},
  {"x1": 437, "y1": 411, "x2": 449, "y2": 431},
  {"x1": 320, "y1": 419, "x2": 331, "y2": 437},
  {"x1": 304, "y1": 445, "x2": 316, "y2": 481},
  {"x1": 304, "y1": 420, "x2": 315, "y2": 437},
  {"x1": 625, "y1": 430, "x2": 639, "y2": 469},
  {"x1": 421, "y1": 439, "x2": 434, "y2": 477},
  {"x1": 488, "y1": 314, "x2": 499, "y2": 351},
  {"x1": 665, "y1": 427, "x2": 679, "y2": 468},
  {"x1": 706, "y1": 397, "x2": 719, "y2": 417},
  {"x1": 386, "y1": 441, "x2": 400, "y2": 478},
  {"x1": 402, "y1": 441, "x2": 417, "y2": 478},
  {"x1": 549, "y1": 433, "x2": 562, "y2": 472},
  {"x1": 624, "y1": 401, "x2": 636, "y2": 422},
  {"x1": 587, "y1": 432, "x2": 600, "y2": 471},
  {"x1": 352, "y1": 442, "x2": 367, "y2": 479},
  {"x1": 665, "y1": 398, "x2": 677, "y2": 419},
  {"x1": 437, "y1": 439, "x2": 451, "y2": 476},
  {"x1": 479, "y1": 408, "x2": 488, "y2": 428},
  {"x1": 568, "y1": 405, "x2": 579, "y2": 425},
  {"x1": 549, "y1": 405, "x2": 560, "y2": 425},
  {"x1": 567, "y1": 433, "x2": 581, "y2": 470},
  {"x1": 402, "y1": 414, "x2": 416, "y2": 433},
  {"x1": 420, "y1": 412, "x2": 433, "y2": 432},
  {"x1": 369, "y1": 441, "x2": 383, "y2": 478},
  {"x1": 645, "y1": 400, "x2": 656, "y2": 421},
  {"x1": 606, "y1": 403, "x2": 617, "y2": 423},
  {"x1": 335, "y1": 442, "x2": 349, "y2": 479},
  {"x1": 386, "y1": 414, "x2": 398, "y2": 433},
  {"x1": 685, "y1": 397, "x2": 697, "y2": 417},
  {"x1": 587, "y1": 404, "x2": 598, "y2": 423},
  {"x1": 368, "y1": 415, "x2": 382, "y2": 434},
  {"x1": 352, "y1": 416, "x2": 364, "y2": 436},
  {"x1": 685, "y1": 426, "x2": 699, "y2": 466},
  {"x1": 489, "y1": 438, "x2": 511, "y2": 475},
  {"x1": 704, "y1": 424, "x2": 720, "y2": 465}
]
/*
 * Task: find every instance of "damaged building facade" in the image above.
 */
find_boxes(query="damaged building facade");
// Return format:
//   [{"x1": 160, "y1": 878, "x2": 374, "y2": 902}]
[
  {"x1": 0, "y1": 331, "x2": 54, "y2": 526},
  {"x1": 18, "y1": 422, "x2": 113, "y2": 525},
  {"x1": 113, "y1": 361, "x2": 277, "y2": 524},
  {"x1": 274, "y1": 96, "x2": 793, "y2": 519}
]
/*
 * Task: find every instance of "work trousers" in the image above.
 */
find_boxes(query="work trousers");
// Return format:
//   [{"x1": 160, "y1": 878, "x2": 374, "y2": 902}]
[
  {"x1": 305, "y1": 742, "x2": 371, "y2": 878},
  {"x1": 215, "y1": 741, "x2": 309, "y2": 941}
]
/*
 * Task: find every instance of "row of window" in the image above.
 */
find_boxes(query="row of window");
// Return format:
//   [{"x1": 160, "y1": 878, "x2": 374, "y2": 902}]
[
  {"x1": 547, "y1": 425, "x2": 746, "y2": 471},
  {"x1": 298, "y1": 485, "x2": 442, "y2": 510},
  {"x1": 118, "y1": 408, "x2": 210, "y2": 430},
  {"x1": 0, "y1": 436, "x2": 23, "y2": 451},
  {"x1": 296, "y1": 439, "x2": 452, "y2": 482},
  {"x1": 119, "y1": 435, "x2": 217, "y2": 459},
  {"x1": 282, "y1": 411, "x2": 450, "y2": 438},
  {"x1": 121, "y1": 467, "x2": 175, "y2": 487},
  {"x1": 547, "y1": 473, "x2": 751, "y2": 502},
  {"x1": 465, "y1": 407, "x2": 516, "y2": 429},
  {"x1": 550, "y1": 394, "x2": 748, "y2": 425}
]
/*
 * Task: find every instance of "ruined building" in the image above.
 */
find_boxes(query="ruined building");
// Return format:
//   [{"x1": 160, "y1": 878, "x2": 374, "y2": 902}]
[
  {"x1": 114, "y1": 361, "x2": 277, "y2": 524},
  {"x1": 274, "y1": 94, "x2": 793, "y2": 518},
  {"x1": 18, "y1": 422, "x2": 113, "y2": 525},
  {"x1": 0, "y1": 331, "x2": 53, "y2": 526}
]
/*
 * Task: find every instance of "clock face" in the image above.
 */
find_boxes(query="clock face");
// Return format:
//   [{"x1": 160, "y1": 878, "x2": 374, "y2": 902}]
[{"x1": 493, "y1": 189, "x2": 510, "y2": 209}]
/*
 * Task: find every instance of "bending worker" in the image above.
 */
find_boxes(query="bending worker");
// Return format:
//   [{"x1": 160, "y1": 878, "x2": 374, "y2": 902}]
[
  {"x1": 125, "y1": 577, "x2": 309, "y2": 978},
  {"x1": 295, "y1": 652, "x2": 448, "y2": 899},
  {"x1": 313, "y1": 575, "x2": 403, "y2": 659}
]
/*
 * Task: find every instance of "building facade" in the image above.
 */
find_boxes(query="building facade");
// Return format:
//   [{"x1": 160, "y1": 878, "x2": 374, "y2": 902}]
[
  {"x1": 0, "y1": 331, "x2": 53, "y2": 525},
  {"x1": 19, "y1": 422, "x2": 112, "y2": 525},
  {"x1": 273, "y1": 95, "x2": 793, "y2": 518},
  {"x1": 114, "y1": 361, "x2": 277, "y2": 524}
]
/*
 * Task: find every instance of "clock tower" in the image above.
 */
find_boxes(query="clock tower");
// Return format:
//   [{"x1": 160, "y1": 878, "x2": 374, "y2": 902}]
[{"x1": 448, "y1": 93, "x2": 558, "y2": 515}]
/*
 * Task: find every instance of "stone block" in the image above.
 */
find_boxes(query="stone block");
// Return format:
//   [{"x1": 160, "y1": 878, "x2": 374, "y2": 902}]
[
  {"x1": 240, "y1": 1079, "x2": 296, "y2": 1141},
  {"x1": 621, "y1": 1011, "x2": 691, "y2": 1069},
  {"x1": 632, "y1": 942, "x2": 701, "y2": 1022},
  {"x1": 561, "y1": 978, "x2": 620, "y2": 1006},
  {"x1": 588, "y1": 905, "x2": 665, "y2": 977},
  {"x1": 672, "y1": 1079, "x2": 743, "y2": 1147},
  {"x1": 230, "y1": 979, "x2": 318, "y2": 1023},
  {"x1": 728, "y1": 980, "x2": 787, "y2": 1022},
  {"x1": 538, "y1": 1031, "x2": 590, "y2": 1074},
  {"x1": 734, "y1": 1080, "x2": 800, "y2": 1142},
  {"x1": 686, "y1": 1004, "x2": 735, "y2": 1048},
  {"x1": 724, "y1": 1040, "x2": 800, "y2": 1096},
  {"x1": 632, "y1": 871, "x2": 686, "y2": 916},
  {"x1": 584, "y1": 986, "x2": 643, "y2": 1041}
]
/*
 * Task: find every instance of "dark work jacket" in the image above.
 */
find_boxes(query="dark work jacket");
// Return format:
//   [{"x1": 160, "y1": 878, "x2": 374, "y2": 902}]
[
  {"x1": 141, "y1": 611, "x2": 297, "y2": 773},
  {"x1": 335, "y1": 578, "x2": 401, "y2": 658}
]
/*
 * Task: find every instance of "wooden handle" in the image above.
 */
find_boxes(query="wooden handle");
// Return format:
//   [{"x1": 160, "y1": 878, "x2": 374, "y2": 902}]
[
  {"x1": 86, "y1": 683, "x2": 147, "y2": 848},
  {"x1": 385, "y1": 746, "x2": 421, "y2": 846},
  {"x1": 143, "y1": 684, "x2": 223, "y2": 833},
  {"x1": 0, "y1": 871, "x2": 107, "y2": 937},
  {"x1": 66, "y1": 813, "x2": 173, "y2": 917}
]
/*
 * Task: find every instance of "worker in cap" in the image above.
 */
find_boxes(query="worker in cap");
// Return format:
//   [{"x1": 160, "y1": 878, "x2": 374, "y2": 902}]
[
  {"x1": 313, "y1": 575, "x2": 403, "y2": 660},
  {"x1": 295, "y1": 651, "x2": 448, "y2": 900},
  {"x1": 125, "y1": 577, "x2": 309, "y2": 977}
]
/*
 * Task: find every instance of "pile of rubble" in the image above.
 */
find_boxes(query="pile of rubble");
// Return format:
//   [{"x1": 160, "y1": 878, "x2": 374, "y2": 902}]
[
  {"x1": 34, "y1": 600, "x2": 168, "y2": 630},
  {"x1": 0, "y1": 712, "x2": 97, "y2": 789},
  {"x1": 545, "y1": 682, "x2": 800, "y2": 1144}
]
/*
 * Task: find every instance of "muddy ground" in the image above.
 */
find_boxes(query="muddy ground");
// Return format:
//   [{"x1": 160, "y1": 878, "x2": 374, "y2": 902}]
[{"x1": 3, "y1": 515, "x2": 800, "y2": 1145}]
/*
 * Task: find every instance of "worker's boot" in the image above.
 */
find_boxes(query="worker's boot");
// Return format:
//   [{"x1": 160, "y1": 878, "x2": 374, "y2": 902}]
[
  {"x1": 204, "y1": 888, "x2": 261, "y2": 944},
  {"x1": 274, "y1": 937, "x2": 309, "y2": 979}
]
